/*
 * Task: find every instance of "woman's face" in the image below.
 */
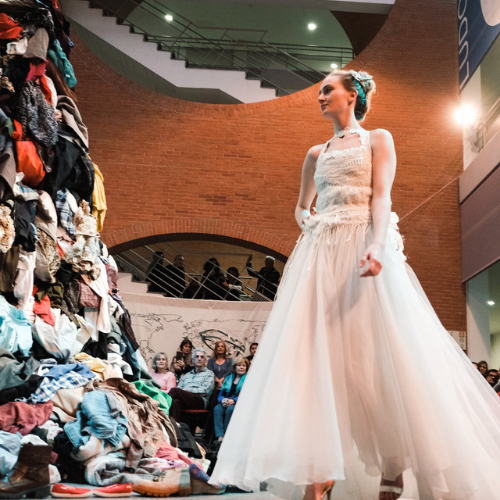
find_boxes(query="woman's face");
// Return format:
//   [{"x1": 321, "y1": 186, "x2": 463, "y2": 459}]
[
  {"x1": 182, "y1": 343, "x2": 192, "y2": 354},
  {"x1": 318, "y1": 76, "x2": 354, "y2": 118},
  {"x1": 235, "y1": 362, "x2": 247, "y2": 375},
  {"x1": 478, "y1": 362, "x2": 487, "y2": 374},
  {"x1": 216, "y1": 342, "x2": 226, "y2": 354},
  {"x1": 156, "y1": 355, "x2": 167, "y2": 371}
]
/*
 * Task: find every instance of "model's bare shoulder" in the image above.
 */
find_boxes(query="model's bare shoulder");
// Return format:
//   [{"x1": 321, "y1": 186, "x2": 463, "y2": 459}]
[
  {"x1": 306, "y1": 144, "x2": 324, "y2": 161},
  {"x1": 369, "y1": 128, "x2": 394, "y2": 146}
]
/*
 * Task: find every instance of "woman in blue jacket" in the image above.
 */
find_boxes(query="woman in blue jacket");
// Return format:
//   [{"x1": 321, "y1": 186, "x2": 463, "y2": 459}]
[{"x1": 214, "y1": 355, "x2": 250, "y2": 443}]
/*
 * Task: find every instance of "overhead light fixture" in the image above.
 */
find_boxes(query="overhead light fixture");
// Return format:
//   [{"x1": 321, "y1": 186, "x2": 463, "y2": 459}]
[
  {"x1": 308, "y1": 23, "x2": 317, "y2": 31},
  {"x1": 488, "y1": 300, "x2": 495, "y2": 306},
  {"x1": 453, "y1": 103, "x2": 478, "y2": 126},
  {"x1": 165, "y1": 14, "x2": 173, "y2": 21},
  {"x1": 330, "y1": 63, "x2": 338, "y2": 69}
]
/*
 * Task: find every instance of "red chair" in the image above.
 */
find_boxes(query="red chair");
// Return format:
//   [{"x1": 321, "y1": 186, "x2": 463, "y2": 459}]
[{"x1": 181, "y1": 409, "x2": 210, "y2": 437}]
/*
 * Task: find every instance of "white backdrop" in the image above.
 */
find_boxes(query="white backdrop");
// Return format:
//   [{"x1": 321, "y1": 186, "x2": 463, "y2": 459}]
[{"x1": 120, "y1": 293, "x2": 274, "y2": 369}]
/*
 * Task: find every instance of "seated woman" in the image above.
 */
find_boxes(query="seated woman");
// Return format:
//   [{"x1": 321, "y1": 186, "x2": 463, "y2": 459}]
[
  {"x1": 213, "y1": 355, "x2": 249, "y2": 444},
  {"x1": 208, "y1": 340, "x2": 233, "y2": 394},
  {"x1": 150, "y1": 352, "x2": 176, "y2": 392},
  {"x1": 170, "y1": 339, "x2": 194, "y2": 382}
]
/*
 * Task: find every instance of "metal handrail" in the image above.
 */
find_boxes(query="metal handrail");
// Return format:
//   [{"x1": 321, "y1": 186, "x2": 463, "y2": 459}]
[
  {"x1": 114, "y1": 244, "x2": 274, "y2": 301},
  {"x1": 86, "y1": 0, "x2": 354, "y2": 95},
  {"x1": 145, "y1": 243, "x2": 276, "y2": 301}
]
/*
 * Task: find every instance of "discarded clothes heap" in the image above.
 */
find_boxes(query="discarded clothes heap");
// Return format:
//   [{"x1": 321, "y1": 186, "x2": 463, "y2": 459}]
[{"x1": 0, "y1": 2, "x2": 224, "y2": 498}]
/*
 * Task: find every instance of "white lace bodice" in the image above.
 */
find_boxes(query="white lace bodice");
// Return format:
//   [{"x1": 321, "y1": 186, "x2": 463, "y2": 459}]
[{"x1": 304, "y1": 128, "x2": 373, "y2": 233}]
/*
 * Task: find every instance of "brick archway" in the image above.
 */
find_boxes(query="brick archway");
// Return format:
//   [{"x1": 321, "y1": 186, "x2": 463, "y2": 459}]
[{"x1": 104, "y1": 219, "x2": 295, "y2": 260}]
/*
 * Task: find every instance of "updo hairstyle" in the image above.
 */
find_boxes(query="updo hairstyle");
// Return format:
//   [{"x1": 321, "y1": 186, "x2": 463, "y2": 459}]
[{"x1": 329, "y1": 70, "x2": 376, "y2": 121}]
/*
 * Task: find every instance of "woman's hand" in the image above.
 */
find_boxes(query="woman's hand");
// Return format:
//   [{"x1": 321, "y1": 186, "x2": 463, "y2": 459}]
[
  {"x1": 360, "y1": 243, "x2": 384, "y2": 277},
  {"x1": 222, "y1": 398, "x2": 235, "y2": 407},
  {"x1": 301, "y1": 207, "x2": 317, "y2": 227},
  {"x1": 175, "y1": 359, "x2": 185, "y2": 370}
]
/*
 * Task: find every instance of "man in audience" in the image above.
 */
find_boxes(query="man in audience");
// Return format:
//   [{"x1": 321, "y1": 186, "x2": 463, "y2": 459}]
[
  {"x1": 246, "y1": 255, "x2": 280, "y2": 300},
  {"x1": 485, "y1": 369, "x2": 499, "y2": 388},
  {"x1": 145, "y1": 251, "x2": 169, "y2": 293},
  {"x1": 168, "y1": 348, "x2": 214, "y2": 422},
  {"x1": 246, "y1": 342, "x2": 258, "y2": 363}
]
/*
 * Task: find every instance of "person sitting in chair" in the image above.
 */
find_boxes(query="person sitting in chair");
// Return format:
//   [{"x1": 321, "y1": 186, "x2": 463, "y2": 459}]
[
  {"x1": 168, "y1": 348, "x2": 214, "y2": 423},
  {"x1": 213, "y1": 356, "x2": 249, "y2": 444}
]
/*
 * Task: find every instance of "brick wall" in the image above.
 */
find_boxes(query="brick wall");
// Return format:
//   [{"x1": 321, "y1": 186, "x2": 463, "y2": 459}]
[{"x1": 69, "y1": 0, "x2": 465, "y2": 330}]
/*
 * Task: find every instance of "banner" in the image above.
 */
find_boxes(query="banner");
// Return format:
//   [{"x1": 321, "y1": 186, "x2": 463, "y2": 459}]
[
  {"x1": 458, "y1": 0, "x2": 500, "y2": 90},
  {"x1": 120, "y1": 293, "x2": 273, "y2": 368}
]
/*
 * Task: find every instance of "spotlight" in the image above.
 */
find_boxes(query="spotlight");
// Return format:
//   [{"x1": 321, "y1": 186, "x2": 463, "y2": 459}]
[
  {"x1": 453, "y1": 104, "x2": 478, "y2": 125},
  {"x1": 308, "y1": 23, "x2": 317, "y2": 31},
  {"x1": 488, "y1": 301, "x2": 495, "y2": 306},
  {"x1": 330, "y1": 63, "x2": 338, "y2": 69},
  {"x1": 165, "y1": 14, "x2": 173, "y2": 21}
]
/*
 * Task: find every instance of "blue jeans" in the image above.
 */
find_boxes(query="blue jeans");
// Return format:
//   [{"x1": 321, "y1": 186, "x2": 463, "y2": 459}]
[
  {"x1": 65, "y1": 390, "x2": 128, "y2": 448},
  {"x1": 213, "y1": 403, "x2": 235, "y2": 438}
]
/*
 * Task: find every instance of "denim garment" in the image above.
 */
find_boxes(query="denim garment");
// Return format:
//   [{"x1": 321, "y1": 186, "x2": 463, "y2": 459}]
[
  {"x1": 44, "y1": 362, "x2": 94, "y2": 380},
  {"x1": 0, "y1": 430, "x2": 22, "y2": 477},
  {"x1": 65, "y1": 390, "x2": 128, "y2": 449},
  {"x1": 213, "y1": 404, "x2": 236, "y2": 438}
]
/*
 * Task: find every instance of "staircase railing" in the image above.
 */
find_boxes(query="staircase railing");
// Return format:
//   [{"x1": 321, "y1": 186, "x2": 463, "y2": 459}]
[
  {"x1": 87, "y1": 0, "x2": 354, "y2": 95},
  {"x1": 114, "y1": 245, "x2": 275, "y2": 302}
]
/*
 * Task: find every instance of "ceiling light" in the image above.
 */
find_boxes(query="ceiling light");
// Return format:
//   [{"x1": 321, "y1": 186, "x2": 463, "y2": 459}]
[
  {"x1": 453, "y1": 104, "x2": 478, "y2": 125},
  {"x1": 308, "y1": 23, "x2": 317, "y2": 31},
  {"x1": 488, "y1": 300, "x2": 495, "y2": 306},
  {"x1": 165, "y1": 14, "x2": 173, "y2": 21},
  {"x1": 330, "y1": 63, "x2": 338, "y2": 69}
]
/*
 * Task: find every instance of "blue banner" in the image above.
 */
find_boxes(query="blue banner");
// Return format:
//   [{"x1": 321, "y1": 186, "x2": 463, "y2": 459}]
[{"x1": 458, "y1": 0, "x2": 500, "y2": 90}]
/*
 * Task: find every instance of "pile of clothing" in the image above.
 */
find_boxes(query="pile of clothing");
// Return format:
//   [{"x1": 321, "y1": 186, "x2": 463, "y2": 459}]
[{"x1": 0, "y1": 2, "x2": 224, "y2": 498}]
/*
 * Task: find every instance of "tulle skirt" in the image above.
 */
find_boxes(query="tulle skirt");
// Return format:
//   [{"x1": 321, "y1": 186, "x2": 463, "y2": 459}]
[{"x1": 210, "y1": 220, "x2": 500, "y2": 500}]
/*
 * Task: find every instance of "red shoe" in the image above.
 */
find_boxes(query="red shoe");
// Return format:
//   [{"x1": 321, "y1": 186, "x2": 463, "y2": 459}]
[
  {"x1": 51, "y1": 483, "x2": 93, "y2": 498},
  {"x1": 93, "y1": 483, "x2": 133, "y2": 497}
]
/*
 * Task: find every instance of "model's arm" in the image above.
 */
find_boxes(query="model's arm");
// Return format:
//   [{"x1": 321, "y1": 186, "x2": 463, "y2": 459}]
[
  {"x1": 295, "y1": 145, "x2": 322, "y2": 228},
  {"x1": 360, "y1": 129, "x2": 397, "y2": 277}
]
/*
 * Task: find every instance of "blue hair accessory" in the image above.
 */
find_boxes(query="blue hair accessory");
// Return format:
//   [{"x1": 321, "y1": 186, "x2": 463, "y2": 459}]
[{"x1": 349, "y1": 69, "x2": 372, "y2": 105}]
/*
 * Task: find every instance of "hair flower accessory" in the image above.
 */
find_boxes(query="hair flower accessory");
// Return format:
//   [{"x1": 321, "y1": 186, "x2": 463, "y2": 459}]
[{"x1": 349, "y1": 69, "x2": 373, "y2": 82}]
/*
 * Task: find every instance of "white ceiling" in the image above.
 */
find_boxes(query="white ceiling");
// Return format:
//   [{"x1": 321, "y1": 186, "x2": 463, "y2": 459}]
[{"x1": 171, "y1": 0, "x2": 395, "y2": 14}]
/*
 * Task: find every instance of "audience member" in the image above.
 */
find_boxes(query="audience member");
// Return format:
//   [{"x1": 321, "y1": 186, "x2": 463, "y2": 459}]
[
  {"x1": 145, "y1": 251, "x2": 169, "y2": 293},
  {"x1": 472, "y1": 362, "x2": 478, "y2": 369},
  {"x1": 208, "y1": 341, "x2": 233, "y2": 392},
  {"x1": 246, "y1": 255, "x2": 281, "y2": 300},
  {"x1": 213, "y1": 356, "x2": 249, "y2": 444},
  {"x1": 197, "y1": 258, "x2": 229, "y2": 300},
  {"x1": 164, "y1": 254, "x2": 186, "y2": 297},
  {"x1": 225, "y1": 267, "x2": 243, "y2": 301},
  {"x1": 168, "y1": 348, "x2": 215, "y2": 422},
  {"x1": 150, "y1": 352, "x2": 176, "y2": 392},
  {"x1": 182, "y1": 276, "x2": 200, "y2": 299},
  {"x1": 477, "y1": 360, "x2": 489, "y2": 376},
  {"x1": 170, "y1": 339, "x2": 194, "y2": 381},
  {"x1": 246, "y1": 342, "x2": 258, "y2": 363},
  {"x1": 485, "y1": 369, "x2": 499, "y2": 387}
]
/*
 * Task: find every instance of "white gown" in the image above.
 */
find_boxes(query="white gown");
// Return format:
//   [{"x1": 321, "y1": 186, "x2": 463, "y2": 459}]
[{"x1": 210, "y1": 129, "x2": 500, "y2": 500}]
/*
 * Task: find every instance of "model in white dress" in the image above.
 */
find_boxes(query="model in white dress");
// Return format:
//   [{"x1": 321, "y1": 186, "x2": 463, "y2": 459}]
[{"x1": 210, "y1": 70, "x2": 500, "y2": 500}]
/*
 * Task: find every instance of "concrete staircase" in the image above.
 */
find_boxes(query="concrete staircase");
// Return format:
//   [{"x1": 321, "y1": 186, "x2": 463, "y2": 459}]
[{"x1": 61, "y1": 0, "x2": 278, "y2": 103}]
